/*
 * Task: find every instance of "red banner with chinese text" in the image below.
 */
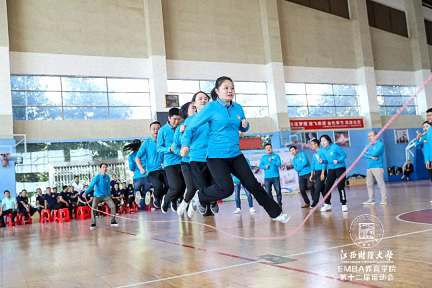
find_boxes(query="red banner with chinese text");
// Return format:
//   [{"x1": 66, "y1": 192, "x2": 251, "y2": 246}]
[{"x1": 289, "y1": 118, "x2": 365, "y2": 130}]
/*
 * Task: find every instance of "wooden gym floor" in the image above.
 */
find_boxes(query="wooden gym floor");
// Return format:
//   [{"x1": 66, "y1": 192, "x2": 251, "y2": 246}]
[{"x1": 1, "y1": 181, "x2": 432, "y2": 288}]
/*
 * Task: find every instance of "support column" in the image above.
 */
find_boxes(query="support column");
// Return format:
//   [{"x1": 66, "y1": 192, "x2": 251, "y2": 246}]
[
  {"x1": 258, "y1": 0, "x2": 289, "y2": 131},
  {"x1": 143, "y1": 0, "x2": 168, "y2": 117},
  {"x1": 350, "y1": 0, "x2": 382, "y2": 128},
  {"x1": 405, "y1": 0, "x2": 432, "y2": 115},
  {"x1": 0, "y1": 0, "x2": 16, "y2": 196}
]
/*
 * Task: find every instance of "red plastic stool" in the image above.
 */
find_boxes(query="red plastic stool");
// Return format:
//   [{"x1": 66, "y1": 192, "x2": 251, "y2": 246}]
[
  {"x1": 53, "y1": 208, "x2": 71, "y2": 223},
  {"x1": 16, "y1": 213, "x2": 25, "y2": 225},
  {"x1": 40, "y1": 209, "x2": 51, "y2": 223},
  {"x1": 5, "y1": 213, "x2": 15, "y2": 227},
  {"x1": 76, "y1": 206, "x2": 91, "y2": 220}
]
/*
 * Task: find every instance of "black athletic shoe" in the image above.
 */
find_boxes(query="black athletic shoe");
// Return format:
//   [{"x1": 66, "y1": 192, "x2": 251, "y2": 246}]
[
  {"x1": 170, "y1": 200, "x2": 178, "y2": 212},
  {"x1": 110, "y1": 219, "x2": 119, "y2": 227},
  {"x1": 198, "y1": 201, "x2": 208, "y2": 215},
  {"x1": 161, "y1": 195, "x2": 169, "y2": 214},
  {"x1": 210, "y1": 202, "x2": 219, "y2": 214},
  {"x1": 90, "y1": 223, "x2": 96, "y2": 230}
]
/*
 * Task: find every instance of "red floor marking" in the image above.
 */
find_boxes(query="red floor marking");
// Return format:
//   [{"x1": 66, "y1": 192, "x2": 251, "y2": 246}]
[
  {"x1": 398, "y1": 209, "x2": 432, "y2": 224},
  {"x1": 151, "y1": 237, "x2": 381, "y2": 288}
]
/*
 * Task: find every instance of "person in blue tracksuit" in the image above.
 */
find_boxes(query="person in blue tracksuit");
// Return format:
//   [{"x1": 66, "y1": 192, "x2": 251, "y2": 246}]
[
  {"x1": 178, "y1": 91, "x2": 215, "y2": 217},
  {"x1": 416, "y1": 121, "x2": 431, "y2": 181},
  {"x1": 157, "y1": 108, "x2": 186, "y2": 213},
  {"x1": 310, "y1": 139, "x2": 326, "y2": 207},
  {"x1": 259, "y1": 143, "x2": 283, "y2": 207},
  {"x1": 173, "y1": 101, "x2": 198, "y2": 216},
  {"x1": 124, "y1": 139, "x2": 151, "y2": 200},
  {"x1": 85, "y1": 163, "x2": 118, "y2": 230},
  {"x1": 319, "y1": 134, "x2": 348, "y2": 212},
  {"x1": 363, "y1": 131, "x2": 387, "y2": 205},
  {"x1": 289, "y1": 145, "x2": 313, "y2": 208},
  {"x1": 426, "y1": 108, "x2": 432, "y2": 181},
  {"x1": 180, "y1": 76, "x2": 289, "y2": 223},
  {"x1": 136, "y1": 121, "x2": 168, "y2": 209},
  {"x1": 232, "y1": 174, "x2": 255, "y2": 214}
]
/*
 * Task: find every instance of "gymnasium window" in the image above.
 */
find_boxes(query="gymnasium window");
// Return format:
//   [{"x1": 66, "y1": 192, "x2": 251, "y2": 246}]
[
  {"x1": 167, "y1": 80, "x2": 270, "y2": 118},
  {"x1": 377, "y1": 85, "x2": 417, "y2": 116},
  {"x1": 286, "y1": 0, "x2": 350, "y2": 19},
  {"x1": 366, "y1": 0, "x2": 408, "y2": 37},
  {"x1": 285, "y1": 83, "x2": 360, "y2": 117},
  {"x1": 10, "y1": 75, "x2": 152, "y2": 120}
]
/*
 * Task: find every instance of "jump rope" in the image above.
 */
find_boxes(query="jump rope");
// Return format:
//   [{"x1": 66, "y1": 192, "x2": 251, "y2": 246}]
[{"x1": 82, "y1": 73, "x2": 432, "y2": 241}]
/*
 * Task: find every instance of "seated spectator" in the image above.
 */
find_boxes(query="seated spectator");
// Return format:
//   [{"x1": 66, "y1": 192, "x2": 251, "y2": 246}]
[
  {"x1": 111, "y1": 183, "x2": 123, "y2": 211},
  {"x1": 0, "y1": 190, "x2": 18, "y2": 226},
  {"x1": 59, "y1": 186, "x2": 74, "y2": 218},
  {"x1": 122, "y1": 183, "x2": 135, "y2": 207},
  {"x1": 77, "y1": 190, "x2": 93, "y2": 207},
  {"x1": 52, "y1": 187, "x2": 58, "y2": 197},
  {"x1": 71, "y1": 175, "x2": 84, "y2": 193},
  {"x1": 402, "y1": 161, "x2": 414, "y2": 181},
  {"x1": 35, "y1": 188, "x2": 45, "y2": 213},
  {"x1": 16, "y1": 189, "x2": 36, "y2": 220},
  {"x1": 44, "y1": 188, "x2": 60, "y2": 211}
]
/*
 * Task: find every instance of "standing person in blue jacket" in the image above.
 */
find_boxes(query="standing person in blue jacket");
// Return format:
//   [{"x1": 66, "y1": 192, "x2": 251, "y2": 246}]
[
  {"x1": 259, "y1": 143, "x2": 283, "y2": 208},
  {"x1": 319, "y1": 134, "x2": 348, "y2": 212},
  {"x1": 180, "y1": 91, "x2": 215, "y2": 217},
  {"x1": 425, "y1": 108, "x2": 432, "y2": 181},
  {"x1": 180, "y1": 76, "x2": 289, "y2": 223},
  {"x1": 124, "y1": 139, "x2": 151, "y2": 205},
  {"x1": 416, "y1": 121, "x2": 431, "y2": 181},
  {"x1": 157, "y1": 108, "x2": 186, "y2": 213},
  {"x1": 85, "y1": 163, "x2": 118, "y2": 230},
  {"x1": 136, "y1": 121, "x2": 168, "y2": 209},
  {"x1": 310, "y1": 139, "x2": 326, "y2": 207},
  {"x1": 174, "y1": 101, "x2": 199, "y2": 217},
  {"x1": 289, "y1": 145, "x2": 313, "y2": 208},
  {"x1": 363, "y1": 131, "x2": 388, "y2": 205}
]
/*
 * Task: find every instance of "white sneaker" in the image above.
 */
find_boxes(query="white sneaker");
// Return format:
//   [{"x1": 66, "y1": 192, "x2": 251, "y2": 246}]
[
  {"x1": 362, "y1": 200, "x2": 375, "y2": 205},
  {"x1": 187, "y1": 201, "x2": 196, "y2": 218},
  {"x1": 233, "y1": 208, "x2": 241, "y2": 214},
  {"x1": 320, "y1": 204, "x2": 332, "y2": 212},
  {"x1": 177, "y1": 200, "x2": 188, "y2": 217},
  {"x1": 380, "y1": 202, "x2": 387, "y2": 205},
  {"x1": 249, "y1": 207, "x2": 256, "y2": 215},
  {"x1": 342, "y1": 205, "x2": 348, "y2": 212},
  {"x1": 272, "y1": 213, "x2": 291, "y2": 223}
]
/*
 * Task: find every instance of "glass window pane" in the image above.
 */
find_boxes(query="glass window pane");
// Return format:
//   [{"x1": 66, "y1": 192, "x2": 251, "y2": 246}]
[
  {"x1": 404, "y1": 106, "x2": 417, "y2": 115},
  {"x1": 108, "y1": 93, "x2": 150, "y2": 106},
  {"x1": 235, "y1": 94, "x2": 268, "y2": 106},
  {"x1": 234, "y1": 82, "x2": 267, "y2": 94},
  {"x1": 61, "y1": 77, "x2": 107, "y2": 92},
  {"x1": 376, "y1": 85, "x2": 400, "y2": 96},
  {"x1": 308, "y1": 106, "x2": 336, "y2": 117},
  {"x1": 11, "y1": 76, "x2": 61, "y2": 91},
  {"x1": 199, "y1": 81, "x2": 215, "y2": 94},
  {"x1": 377, "y1": 96, "x2": 384, "y2": 106},
  {"x1": 63, "y1": 107, "x2": 108, "y2": 120},
  {"x1": 335, "y1": 107, "x2": 360, "y2": 116},
  {"x1": 243, "y1": 106, "x2": 269, "y2": 118},
  {"x1": 12, "y1": 91, "x2": 26, "y2": 106},
  {"x1": 307, "y1": 95, "x2": 335, "y2": 106},
  {"x1": 107, "y1": 78, "x2": 149, "y2": 92},
  {"x1": 13, "y1": 107, "x2": 26, "y2": 120},
  {"x1": 27, "y1": 91, "x2": 62, "y2": 106},
  {"x1": 334, "y1": 96, "x2": 358, "y2": 106},
  {"x1": 63, "y1": 92, "x2": 108, "y2": 106},
  {"x1": 333, "y1": 85, "x2": 358, "y2": 95},
  {"x1": 383, "y1": 96, "x2": 411, "y2": 106},
  {"x1": 167, "y1": 80, "x2": 199, "y2": 93},
  {"x1": 109, "y1": 107, "x2": 152, "y2": 120},
  {"x1": 285, "y1": 83, "x2": 306, "y2": 94},
  {"x1": 286, "y1": 94, "x2": 307, "y2": 106},
  {"x1": 306, "y1": 84, "x2": 333, "y2": 95},
  {"x1": 27, "y1": 107, "x2": 62, "y2": 120},
  {"x1": 399, "y1": 86, "x2": 416, "y2": 96},
  {"x1": 288, "y1": 106, "x2": 308, "y2": 117}
]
